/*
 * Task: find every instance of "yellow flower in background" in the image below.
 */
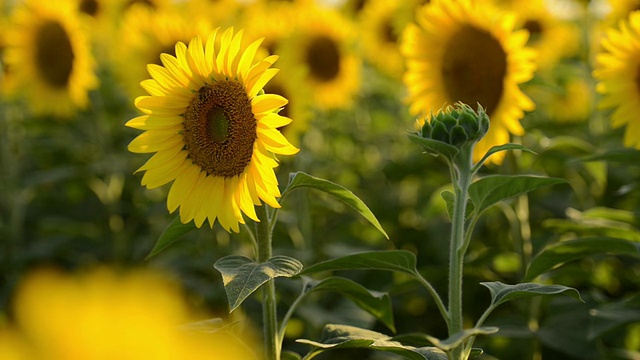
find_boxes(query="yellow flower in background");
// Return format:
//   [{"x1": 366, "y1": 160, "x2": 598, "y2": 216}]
[
  {"x1": 278, "y1": 4, "x2": 361, "y2": 110},
  {"x1": 0, "y1": 268, "x2": 257, "y2": 360},
  {"x1": 594, "y1": 11, "x2": 640, "y2": 148},
  {"x1": 358, "y1": 0, "x2": 406, "y2": 79},
  {"x1": 4, "y1": 0, "x2": 98, "y2": 117},
  {"x1": 604, "y1": 0, "x2": 640, "y2": 24},
  {"x1": 401, "y1": 0, "x2": 536, "y2": 164},
  {"x1": 506, "y1": 0, "x2": 581, "y2": 70},
  {"x1": 111, "y1": 4, "x2": 214, "y2": 97},
  {"x1": 127, "y1": 28, "x2": 299, "y2": 232}
]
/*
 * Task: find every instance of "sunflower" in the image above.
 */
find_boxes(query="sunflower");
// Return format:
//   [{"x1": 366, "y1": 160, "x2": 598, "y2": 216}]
[
  {"x1": 4, "y1": 0, "x2": 98, "y2": 116},
  {"x1": 594, "y1": 11, "x2": 640, "y2": 148},
  {"x1": 127, "y1": 28, "x2": 299, "y2": 232},
  {"x1": 604, "y1": 0, "x2": 640, "y2": 24},
  {"x1": 112, "y1": 4, "x2": 216, "y2": 97},
  {"x1": 401, "y1": 0, "x2": 536, "y2": 164},
  {"x1": 358, "y1": 0, "x2": 406, "y2": 79},
  {"x1": 506, "y1": 0, "x2": 581, "y2": 70},
  {"x1": 277, "y1": 4, "x2": 361, "y2": 110}
]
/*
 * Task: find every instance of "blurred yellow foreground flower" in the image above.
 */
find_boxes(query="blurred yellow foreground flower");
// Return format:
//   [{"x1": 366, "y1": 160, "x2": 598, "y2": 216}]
[
  {"x1": 401, "y1": 0, "x2": 536, "y2": 164},
  {"x1": 0, "y1": 268, "x2": 257, "y2": 360},
  {"x1": 127, "y1": 28, "x2": 299, "y2": 232}
]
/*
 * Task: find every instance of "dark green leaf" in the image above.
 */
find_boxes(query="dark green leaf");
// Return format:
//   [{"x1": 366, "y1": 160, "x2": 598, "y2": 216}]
[
  {"x1": 426, "y1": 327, "x2": 498, "y2": 351},
  {"x1": 468, "y1": 175, "x2": 566, "y2": 215},
  {"x1": 473, "y1": 143, "x2": 536, "y2": 172},
  {"x1": 281, "y1": 172, "x2": 388, "y2": 239},
  {"x1": 588, "y1": 294, "x2": 640, "y2": 340},
  {"x1": 282, "y1": 351, "x2": 303, "y2": 360},
  {"x1": 580, "y1": 148, "x2": 640, "y2": 164},
  {"x1": 214, "y1": 255, "x2": 303, "y2": 312},
  {"x1": 301, "y1": 250, "x2": 417, "y2": 276},
  {"x1": 146, "y1": 216, "x2": 196, "y2": 260},
  {"x1": 306, "y1": 276, "x2": 395, "y2": 332},
  {"x1": 408, "y1": 132, "x2": 459, "y2": 160},
  {"x1": 525, "y1": 237, "x2": 640, "y2": 281},
  {"x1": 480, "y1": 282, "x2": 583, "y2": 307},
  {"x1": 297, "y1": 324, "x2": 441, "y2": 360},
  {"x1": 441, "y1": 190, "x2": 474, "y2": 220}
]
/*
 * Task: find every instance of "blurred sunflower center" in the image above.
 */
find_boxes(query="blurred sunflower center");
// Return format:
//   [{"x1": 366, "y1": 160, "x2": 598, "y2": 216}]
[
  {"x1": 523, "y1": 19, "x2": 543, "y2": 43},
  {"x1": 35, "y1": 20, "x2": 75, "y2": 88},
  {"x1": 183, "y1": 80, "x2": 256, "y2": 178},
  {"x1": 382, "y1": 20, "x2": 398, "y2": 44},
  {"x1": 79, "y1": 0, "x2": 99, "y2": 17},
  {"x1": 306, "y1": 36, "x2": 341, "y2": 82},
  {"x1": 441, "y1": 25, "x2": 506, "y2": 116}
]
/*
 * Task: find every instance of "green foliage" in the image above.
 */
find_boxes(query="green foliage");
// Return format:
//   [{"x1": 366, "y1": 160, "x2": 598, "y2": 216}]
[
  {"x1": 146, "y1": 216, "x2": 196, "y2": 259},
  {"x1": 281, "y1": 172, "x2": 389, "y2": 239},
  {"x1": 214, "y1": 255, "x2": 303, "y2": 312},
  {"x1": 525, "y1": 237, "x2": 640, "y2": 281},
  {"x1": 480, "y1": 281, "x2": 583, "y2": 307}
]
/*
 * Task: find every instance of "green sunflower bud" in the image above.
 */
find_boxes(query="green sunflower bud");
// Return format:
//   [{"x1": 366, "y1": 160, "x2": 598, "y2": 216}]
[{"x1": 418, "y1": 102, "x2": 489, "y2": 147}]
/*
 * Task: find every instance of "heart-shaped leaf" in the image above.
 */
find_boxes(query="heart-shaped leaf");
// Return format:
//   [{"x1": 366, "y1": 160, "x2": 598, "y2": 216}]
[{"x1": 214, "y1": 255, "x2": 303, "y2": 312}]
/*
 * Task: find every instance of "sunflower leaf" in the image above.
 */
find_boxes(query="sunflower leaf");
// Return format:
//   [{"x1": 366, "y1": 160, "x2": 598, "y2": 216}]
[
  {"x1": 468, "y1": 175, "x2": 566, "y2": 215},
  {"x1": 407, "y1": 133, "x2": 460, "y2": 161},
  {"x1": 281, "y1": 172, "x2": 388, "y2": 239},
  {"x1": 300, "y1": 250, "x2": 418, "y2": 276},
  {"x1": 524, "y1": 237, "x2": 640, "y2": 281},
  {"x1": 472, "y1": 143, "x2": 536, "y2": 173},
  {"x1": 214, "y1": 255, "x2": 303, "y2": 312},
  {"x1": 480, "y1": 282, "x2": 583, "y2": 308},
  {"x1": 146, "y1": 216, "x2": 196, "y2": 260},
  {"x1": 304, "y1": 276, "x2": 395, "y2": 332},
  {"x1": 425, "y1": 327, "x2": 498, "y2": 351}
]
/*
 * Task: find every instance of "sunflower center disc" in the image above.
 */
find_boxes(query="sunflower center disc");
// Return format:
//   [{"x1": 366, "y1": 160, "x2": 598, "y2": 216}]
[
  {"x1": 441, "y1": 25, "x2": 507, "y2": 116},
  {"x1": 306, "y1": 35, "x2": 341, "y2": 82},
  {"x1": 79, "y1": 0, "x2": 99, "y2": 16},
  {"x1": 183, "y1": 80, "x2": 257, "y2": 178},
  {"x1": 35, "y1": 20, "x2": 75, "y2": 88}
]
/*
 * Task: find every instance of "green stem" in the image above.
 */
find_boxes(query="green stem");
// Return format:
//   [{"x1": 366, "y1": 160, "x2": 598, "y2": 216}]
[
  {"x1": 448, "y1": 148, "x2": 473, "y2": 360},
  {"x1": 256, "y1": 204, "x2": 280, "y2": 360}
]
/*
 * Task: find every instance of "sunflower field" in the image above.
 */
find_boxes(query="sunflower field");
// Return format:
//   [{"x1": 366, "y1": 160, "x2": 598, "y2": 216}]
[{"x1": 2, "y1": 0, "x2": 640, "y2": 359}]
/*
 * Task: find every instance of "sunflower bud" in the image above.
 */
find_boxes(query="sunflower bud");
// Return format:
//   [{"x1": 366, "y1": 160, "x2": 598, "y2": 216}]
[{"x1": 419, "y1": 102, "x2": 489, "y2": 147}]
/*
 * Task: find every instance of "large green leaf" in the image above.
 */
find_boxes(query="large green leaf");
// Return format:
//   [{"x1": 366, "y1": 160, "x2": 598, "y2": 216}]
[
  {"x1": 214, "y1": 255, "x2": 303, "y2": 312},
  {"x1": 306, "y1": 276, "x2": 395, "y2": 332},
  {"x1": 425, "y1": 327, "x2": 498, "y2": 351},
  {"x1": 588, "y1": 294, "x2": 640, "y2": 340},
  {"x1": 468, "y1": 175, "x2": 566, "y2": 215},
  {"x1": 281, "y1": 172, "x2": 388, "y2": 239},
  {"x1": 297, "y1": 324, "x2": 446, "y2": 360},
  {"x1": 441, "y1": 190, "x2": 474, "y2": 221},
  {"x1": 524, "y1": 237, "x2": 640, "y2": 281},
  {"x1": 473, "y1": 143, "x2": 535, "y2": 172},
  {"x1": 300, "y1": 250, "x2": 417, "y2": 276},
  {"x1": 146, "y1": 216, "x2": 196, "y2": 260},
  {"x1": 480, "y1": 282, "x2": 583, "y2": 307},
  {"x1": 407, "y1": 133, "x2": 459, "y2": 160}
]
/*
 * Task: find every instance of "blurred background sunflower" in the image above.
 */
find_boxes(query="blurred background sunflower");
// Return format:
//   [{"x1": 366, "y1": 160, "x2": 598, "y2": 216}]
[
  {"x1": 4, "y1": 0, "x2": 98, "y2": 117},
  {"x1": 401, "y1": 0, "x2": 537, "y2": 164}
]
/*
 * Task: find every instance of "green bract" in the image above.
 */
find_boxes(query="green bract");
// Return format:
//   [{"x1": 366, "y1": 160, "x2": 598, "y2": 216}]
[{"x1": 419, "y1": 103, "x2": 489, "y2": 147}]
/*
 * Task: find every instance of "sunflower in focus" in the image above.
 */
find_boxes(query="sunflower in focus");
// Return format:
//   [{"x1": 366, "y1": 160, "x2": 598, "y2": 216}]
[
  {"x1": 127, "y1": 28, "x2": 299, "y2": 232},
  {"x1": 0, "y1": 267, "x2": 257, "y2": 360},
  {"x1": 401, "y1": 0, "x2": 536, "y2": 164},
  {"x1": 112, "y1": 4, "x2": 214, "y2": 97},
  {"x1": 4, "y1": 0, "x2": 98, "y2": 116},
  {"x1": 594, "y1": 11, "x2": 640, "y2": 148},
  {"x1": 278, "y1": 4, "x2": 361, "y2": 110}
]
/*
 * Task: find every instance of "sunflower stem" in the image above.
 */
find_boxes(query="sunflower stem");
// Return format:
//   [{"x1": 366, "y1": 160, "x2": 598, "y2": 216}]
[
  {"x1": 256, "y1": 204, "x2": 280, "y2": 360},
  {"x1": 448, "y1": 145, "x2": 473, "y2": 360}
]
